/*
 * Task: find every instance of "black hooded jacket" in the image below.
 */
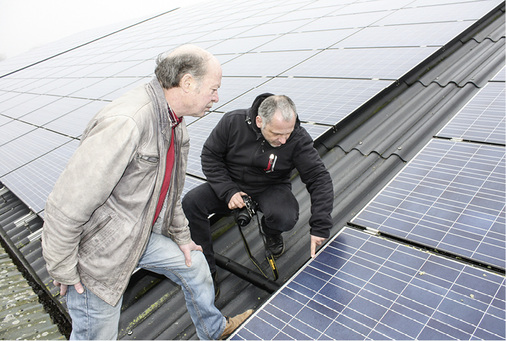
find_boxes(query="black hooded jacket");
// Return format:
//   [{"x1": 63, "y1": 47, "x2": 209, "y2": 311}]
[{"x1": 201, "y1": 93, "x2": 334, "y2": 238}]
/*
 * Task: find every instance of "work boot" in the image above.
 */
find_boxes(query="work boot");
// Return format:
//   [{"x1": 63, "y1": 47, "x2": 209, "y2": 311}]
[
  {"x1": 212, "y1": 270, "x2": 220, "y2": 301},
  {"x1": 220, "y1": 309, "x2": 254, "y2": 340},
  {"x1": 264, "y1": 233, "x2": 284, "y2": 258}
]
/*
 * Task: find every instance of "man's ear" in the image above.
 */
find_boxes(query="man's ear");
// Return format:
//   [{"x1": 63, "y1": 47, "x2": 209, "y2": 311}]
[
  {"x1": 255, "y1": 115, "x2": 262, "y2": 129},
  {"x1": 180, "y1": 73, "x2": 193, "y2": 93}
]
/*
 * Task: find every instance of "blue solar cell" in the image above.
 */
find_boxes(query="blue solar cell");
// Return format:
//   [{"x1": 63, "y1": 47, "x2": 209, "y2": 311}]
[
  {"x1": 352, "y1": 139, "x2": 505, "y2": 269},
  {"x1": 437, "y1": 82, "x2": 505, "y2": 145},
  {"x1": 232, "y1": 228, "x2": 506, "y2": 340}
]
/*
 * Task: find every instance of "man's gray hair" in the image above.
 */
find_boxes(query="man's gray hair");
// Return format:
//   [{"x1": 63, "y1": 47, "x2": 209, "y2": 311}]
[
  {"x1": 258, "y1": 95, "x2": 297, "y2": 127},
  {"x1": 155, "y1": 45, "x2": 212, "y2": 89}
]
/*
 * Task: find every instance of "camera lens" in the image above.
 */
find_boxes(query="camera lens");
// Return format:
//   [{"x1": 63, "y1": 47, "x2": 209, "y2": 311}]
[{"x1": 235, "y1": 208, "x2": 251, "y2": 227}]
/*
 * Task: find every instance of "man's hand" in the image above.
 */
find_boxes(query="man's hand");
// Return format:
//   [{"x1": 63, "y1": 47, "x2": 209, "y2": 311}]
[
  {"x1": 228, "y1": 191, "x2": 248, "y2": 210},
  {"x1": 178, "y1": 241, "x2": 203, "y2": 267},
  {"x1": 310, "y1": 235, "x2": 327, "y2": 258},
  {"x1": 54, "y1": 280, "x2": 84, "y2": 296}
]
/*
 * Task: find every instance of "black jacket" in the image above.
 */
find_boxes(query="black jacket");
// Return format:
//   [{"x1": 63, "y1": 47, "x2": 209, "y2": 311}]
[{"x1": 201, "y1": 93, "x2": 334, "y2": 238}]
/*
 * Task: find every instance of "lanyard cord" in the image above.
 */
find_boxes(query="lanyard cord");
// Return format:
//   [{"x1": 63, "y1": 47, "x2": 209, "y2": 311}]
[{"x1": 237, "y1": 214, "x2": 279, "y2": 281}]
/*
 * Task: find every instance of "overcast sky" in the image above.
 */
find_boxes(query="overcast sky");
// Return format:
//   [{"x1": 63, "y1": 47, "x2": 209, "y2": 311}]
[{"x1": 0, "y1": 0, "x2": 206, "y2": 61}]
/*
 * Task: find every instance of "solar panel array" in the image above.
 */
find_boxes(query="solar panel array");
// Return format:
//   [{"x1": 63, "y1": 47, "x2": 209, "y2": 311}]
[
  {"x1": 1, "y1": 0, "x2": 502, "y2": 216},
  {"x1": 234, "y1": 50, "x2": 505, "y2": 340},
  {"x1": 351, "y1": 65, "x2": 506, "y2": 271}
]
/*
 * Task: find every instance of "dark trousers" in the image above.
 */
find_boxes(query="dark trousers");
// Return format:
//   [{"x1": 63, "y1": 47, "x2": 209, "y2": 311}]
[{"x1": 182, "y1": 182, "x2": 299, "y2": 273}]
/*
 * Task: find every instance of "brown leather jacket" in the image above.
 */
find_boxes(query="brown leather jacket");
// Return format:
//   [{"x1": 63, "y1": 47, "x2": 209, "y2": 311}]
[{"x1": 42, "y1": 78, "x2": 190, "y2": 306}]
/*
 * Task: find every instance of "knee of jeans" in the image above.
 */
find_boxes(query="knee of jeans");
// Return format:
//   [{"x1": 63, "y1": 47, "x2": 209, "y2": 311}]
[{"x1": 191, "y1": 251, "x2": 213, "y2": 282}]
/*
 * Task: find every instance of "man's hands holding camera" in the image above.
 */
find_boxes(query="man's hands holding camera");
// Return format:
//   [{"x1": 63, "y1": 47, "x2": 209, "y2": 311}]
[{"x1": 228, "y1": 191, "x2": 249, "y2": 210}]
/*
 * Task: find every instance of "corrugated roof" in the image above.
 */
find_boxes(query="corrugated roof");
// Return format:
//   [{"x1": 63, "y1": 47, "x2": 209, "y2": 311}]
[
  {"x1": 0, "y1": 235, "x2": 64, "y2": 339},
  {"x1": 0, "y1": 0, "x2": 504, "y2": 339}
]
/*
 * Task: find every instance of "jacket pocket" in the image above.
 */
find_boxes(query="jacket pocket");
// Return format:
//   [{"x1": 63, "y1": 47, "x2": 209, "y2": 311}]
[
  {"x1": 80, "y1": 213, "x2": 113, "y2": 247},
  {"x1": 136, "y1": 153, "x2": 159, "y2": 165},
  {"x1": 78, "y1": 210, "x2": 135, "y2": 282}
]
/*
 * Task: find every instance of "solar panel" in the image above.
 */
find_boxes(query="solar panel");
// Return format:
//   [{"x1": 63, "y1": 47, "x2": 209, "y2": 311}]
[
  {"x1": 233, "y1": 19, "x2": 313, "y2": 38},
  {"x1": 338, "y1": 22, "x2": 475, "y2": 48},
  {"x1": 186, "y1": 113, "x2": 224, "y2": 179},
  {"x1": 17, "y1": 97, "x2": 92, "y2": 127},
  {"x1": 492, "y1": 66, "x2": 505, "y2": 81},
  {"x1": 0, "y1": 128, "x2": 71, "y2": 177},
  {"x1": 377, "y1": 1, "x2": 502, "y2": 25},
  {"x1": 282, "y1": 47, "x2": 440, "y2": 80},
  {"x1": 250, "y1": 29, "x2": 360, "y2": 52},
  {"x1": 214, "y1": 77, "x2": 271, "y2": 112},
  {"x1": 299, "y1": 11, "x2": 395, "y2": 31},
  {"x1": 232, "y1": 227, "x2": 505, "y2": 340},
  {"x1": 0, "y1": 114, "x2": 11, "y2": 126},
  {"x1": 300, "y1": 122, "x2": 330, "y2": 141},
  {"x1": 43, "y1": 100, "x2": 106, "y2": 138},
  {"x1": 218, "y1": 77, "x2": 392, "y2": 125},
  {"x1": 0, "y1": 120, "x2": 36, "y2": 146},
  {"x1": 436, "y1": 82, "x2": 505, "y2": 145},
  {"x1": 351, "y1": 139, "x2": 505, "y2": 270},
  {"x1": 221, "y1": 50, "x2": 318, "y2": 77},
  {"x1": 1, "y1": 140, "x2": 79, "y2": 214},
  {"x1": 206, "y1": 36, "x2": 281, "y2": 55},
  {"x1": 0, "y1": 93, "x2": 59, "y2": 119}
]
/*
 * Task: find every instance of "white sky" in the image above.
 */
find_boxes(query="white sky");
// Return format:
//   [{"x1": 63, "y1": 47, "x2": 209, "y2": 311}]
[{"x1": 0, "y1": 0, "x2": 207, "y2": 61}]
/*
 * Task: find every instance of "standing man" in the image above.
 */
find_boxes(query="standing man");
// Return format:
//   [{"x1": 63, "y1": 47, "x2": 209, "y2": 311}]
[
  {"x1": 42, "y1": 45, "x2": 251, "y2": 340},
  {"x1": 182, "y1": 94, "x2": 334, "y2": 295}
]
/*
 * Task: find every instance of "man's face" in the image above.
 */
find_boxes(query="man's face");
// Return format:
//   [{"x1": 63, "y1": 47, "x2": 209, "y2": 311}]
[
  {"x1": 256, "y1": 110, "x2": 296, "y2": 147},
  {"x1": 188, "y1": 58, "x2": 222, "y2": 117}
]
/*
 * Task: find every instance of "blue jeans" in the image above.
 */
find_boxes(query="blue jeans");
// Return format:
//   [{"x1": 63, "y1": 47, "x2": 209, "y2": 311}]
[{"x1": 67, "y1": 232, "x2": 226, "y2": 340}]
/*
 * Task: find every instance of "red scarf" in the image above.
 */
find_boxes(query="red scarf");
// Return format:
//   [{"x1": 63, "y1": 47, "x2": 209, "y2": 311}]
[{"x1": 152, "y1": 107, "x2": 182, "y2": 225}]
